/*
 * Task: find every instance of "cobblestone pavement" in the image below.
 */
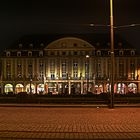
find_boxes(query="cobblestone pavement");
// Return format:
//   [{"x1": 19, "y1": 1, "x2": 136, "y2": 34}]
[{"x1": 0, "y1": 107, "x2": 139, "y2": 139}]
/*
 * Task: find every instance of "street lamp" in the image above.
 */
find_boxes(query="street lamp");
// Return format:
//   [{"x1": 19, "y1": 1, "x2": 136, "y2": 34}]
[
  {"x1": 29, "y1": 76, "x2": 32, "y2": 94},
  {"x1": 109, "y1": 0, "x2": 115, "y2": 108},
  {"x1": 86, "y1": 55, "x2": 90, "y2": 94}
]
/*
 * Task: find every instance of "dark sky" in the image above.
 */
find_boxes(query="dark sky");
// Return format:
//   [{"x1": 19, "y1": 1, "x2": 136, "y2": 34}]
[{"x1": 0, "y1": 0, "x2": 139, "y2": 51}]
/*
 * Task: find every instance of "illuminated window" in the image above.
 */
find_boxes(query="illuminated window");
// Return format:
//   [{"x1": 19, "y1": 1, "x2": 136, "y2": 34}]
[
  {"x1": 130, "y1": 63, "x2": 135, "y2": 80},
  {"x1": 51, "y1": 74, "x2": 55, "y2": 80},
  {"x1": 62, "y1": 61, "x2": 67, "y2": 79},
  {"x1": 5, "y1": 84, "x2": 13, "y2": 93},
  {"x1": 50, "y1": 60, "x2": 55, "y2": 79},
  {"x1": 73, "y1": 60, "x2": 78, "y2": 79}
]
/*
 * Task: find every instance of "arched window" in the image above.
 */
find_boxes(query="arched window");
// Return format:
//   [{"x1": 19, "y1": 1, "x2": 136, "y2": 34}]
[
  {"x1": 26, "y1": 84, "x2": 35, "y2": 94},
  {"x1": 15, "y1": 84, "x2": 24, "y2": 93},
  {"x1": 128, "y1": 83, "x2": 137, "y2": 94},
  {"x1": 37, "y1": 84, "x2": 44, "y2": 94},
  {"x1": 5, "y1": 84, "x2": 13, "y2": 93}
]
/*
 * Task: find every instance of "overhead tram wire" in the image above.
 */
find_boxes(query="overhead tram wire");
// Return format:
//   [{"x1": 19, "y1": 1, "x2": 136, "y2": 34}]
[{"x1": 89, "y1": 23, "x2": 140, "y2": 29}]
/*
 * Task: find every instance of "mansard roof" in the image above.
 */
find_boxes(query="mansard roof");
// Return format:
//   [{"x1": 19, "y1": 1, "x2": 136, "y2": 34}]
[{"x1": 6, "y1": 33, "x2": 135, "y2": 51}]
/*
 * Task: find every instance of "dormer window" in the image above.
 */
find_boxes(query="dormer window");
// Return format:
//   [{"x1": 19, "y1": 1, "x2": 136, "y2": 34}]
[
  {"x1": 107, "y1": 42, "x2": 111, "y2": 46},
  {"x1": 73, "y1": 43, "x2": 77, "y2": 47},
  {"x1": 29, "y1": 43, "x2": 33, "y2": 47},
  {"x1": 18, "y1": 43, "x2": 23, "y2": 49},
  {"x1": 108, "y1": 51, "x2": 111, "y2": 56},
  {"x1": 40, "y1": 43, "x2": 44, "y2": 47},
  {"x1": 39, "y1": 51, "x2": 43, "y2": 57},
  {"x1": 6, "y1": 51, "x2": 10, "y2": 57},
  {"x1": 119, "y1": 50, "x2": 123, "y2": 56},
  {"x1": 17, "y1": 51, "x2": 21, "y2": 57},
  {"x1": 131, "y1": 50, "x2": 135, "y2": 56},
  {"x1": 118, "y1": 42, "x2": 122, "y2": 47},
  {"x1": 96, "y1": 42, "x2": 100, "y2": 46},
  {"x1": 97, "y1": 50, "x2": 101, "y2": 56},
  {"x1": 28, "y1": 51, "x2": 32, "y2": 56}
]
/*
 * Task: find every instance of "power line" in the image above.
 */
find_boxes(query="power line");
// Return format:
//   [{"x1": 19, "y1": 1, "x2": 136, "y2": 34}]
[
  {"x1": 89, "y1": 23, "x2": 140, "y2": 29},
  {"x1": 114, "y1": 24, "x2": 140, "y2": 29}
]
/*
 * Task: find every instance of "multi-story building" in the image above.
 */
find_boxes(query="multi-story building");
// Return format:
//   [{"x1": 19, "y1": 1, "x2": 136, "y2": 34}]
[{"x1": 0, "y1": 34, "x2": 140, "y2": 94}]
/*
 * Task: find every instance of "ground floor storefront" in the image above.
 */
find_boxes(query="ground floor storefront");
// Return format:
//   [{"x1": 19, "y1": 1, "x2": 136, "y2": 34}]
[{"x1": 1, "y1": 80, "x2": 140, "y2": 95}]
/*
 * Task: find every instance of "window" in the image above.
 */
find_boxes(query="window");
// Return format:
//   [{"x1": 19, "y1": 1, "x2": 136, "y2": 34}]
[
  {"x1": 28, "y1": 51, "x2": 32, "y2": 56},
  {"x1": 17, "y1": 52, "x2": 21, "y2": 57},
  {"x1": 119, "y1": 63, "x2": 124, "y2": 77},
  {"x1": 29, "y1": 43, "x2": 33, "y2": 47},
  {"x1": 50, "y1": 52, "x2": 54, "y2": 55},
  {"x1": 119, "y1": 50, "x2": 123, "y2": 56},
  {"x1": 130, "y1": 63, "x2": 135, "y2": 80},
  {"x1": 73, "y1": 61, "x2": 78, "y2": 79},
  {"x1": 73, "y1": 72, "x2": 78, "y2": 79},
  {"x1": 7, "y1": 73, "x2": 11, "y2": 79},
  {"x1": 40, "y1": 43, "x2": 44, "y2": 47},
  {"x1": 18, "y1": 43, "x2": 23, "y2": 48},
  {"x1": 62, "y1": 52, "x2": 66, "y2": 55},
  {"x1": 85, "y1": 62, "x2": 89, "y2": 79},
  {"x1": 73, "y1": 43, "x2": 77, "y2": 47},
  {"x1": 28, "y1": 64, "x2": 32, "y2": 75},
  {"x1": 62, "y1": 61, "x2": 67, "y2": 79},
  {"x1": 39, "y1": 51, "x2": 43, "y2": 56},
  {"x1": 17, "y1": 73, "x2": 22, "y2": 78},
  {"x1": 6, "y1": 52, "x2": 10, "y2": 57},
  {"x1": 131, "y1": 50, "x2": 135, "y2": 56},
  {"x1": 17, "y1": 64, "x2": 21, "y2": 68},
  {"x1": 97, "y1": 51, "x2": 101, "y2": 56},
  {"x1": 74, "y1": 51, "x2": 77, "y2": 55},
  {"x1": 51, "y1": 74, "x2": 55, "y2": 80}
]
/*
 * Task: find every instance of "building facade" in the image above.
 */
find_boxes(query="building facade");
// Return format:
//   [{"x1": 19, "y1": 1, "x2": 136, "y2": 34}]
[{"x1": 0, "y1": 35, "x2": 140, "y2": 94}]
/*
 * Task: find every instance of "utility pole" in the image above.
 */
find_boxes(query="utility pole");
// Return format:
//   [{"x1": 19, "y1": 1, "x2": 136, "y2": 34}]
[{"x1": 109, "y1": 0, "x2": 115, "y2": 108}]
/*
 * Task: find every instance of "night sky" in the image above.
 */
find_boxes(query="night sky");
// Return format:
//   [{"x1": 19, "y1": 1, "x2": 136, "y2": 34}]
[{"x1": 0, "y1": 0, "x2": 139, "y2": 51}]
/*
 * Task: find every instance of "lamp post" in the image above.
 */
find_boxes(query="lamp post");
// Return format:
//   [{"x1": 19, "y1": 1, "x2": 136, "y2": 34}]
[
  {"x1": 29, "y1": 76, "x2": 32, "y2": 94},
  {"x1": 86, "y1": 55, "x2": 90, "y2": 94},
  {"x1": 109, "y1": 0, "x2": 115, "y2": 108}
]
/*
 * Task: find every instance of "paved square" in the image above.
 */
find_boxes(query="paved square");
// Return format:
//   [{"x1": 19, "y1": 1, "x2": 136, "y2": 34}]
[{"x1": 0, "y1": 107, "x2": 139, "y2": 139}]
